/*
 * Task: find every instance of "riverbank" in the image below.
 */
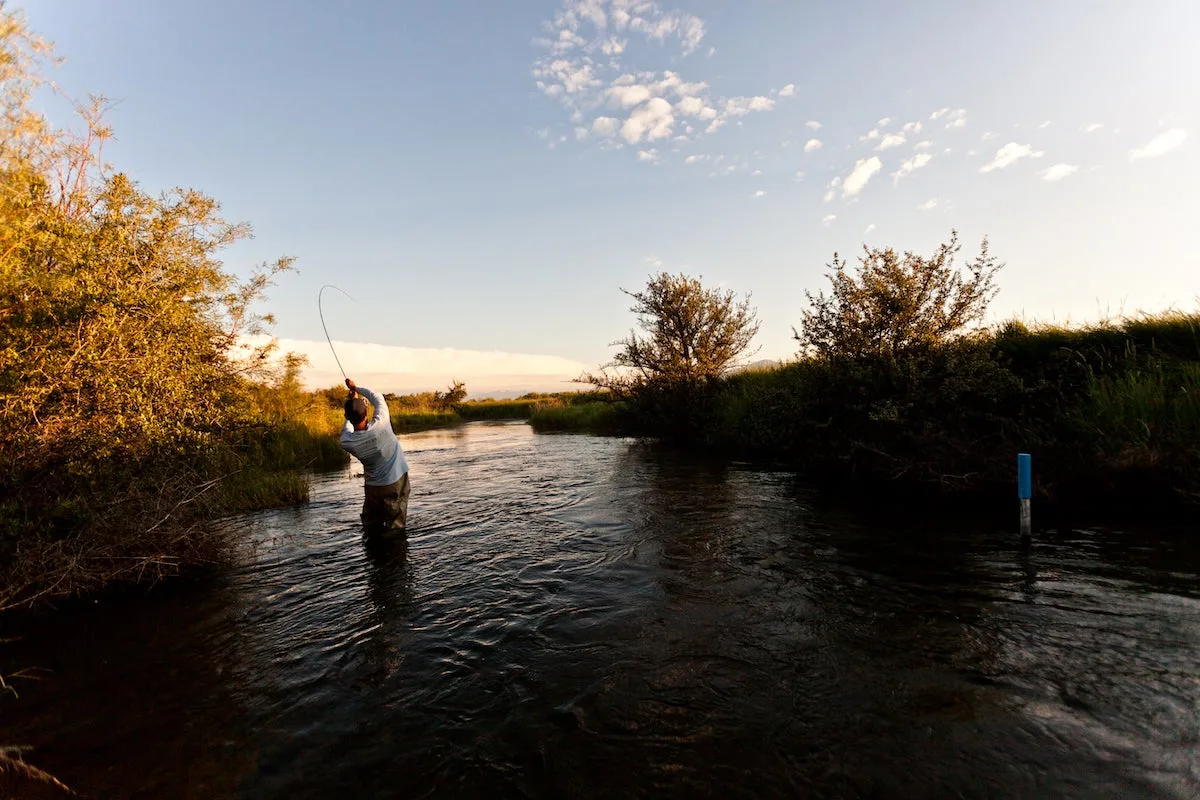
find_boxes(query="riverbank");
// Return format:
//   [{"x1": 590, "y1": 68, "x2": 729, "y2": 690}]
[
  {"x1": 559, "y1": 311, "x2": 1200, "y2": 511},
  {"x1": 387, "y1": 390, "x2": 614, "y2": 432}
]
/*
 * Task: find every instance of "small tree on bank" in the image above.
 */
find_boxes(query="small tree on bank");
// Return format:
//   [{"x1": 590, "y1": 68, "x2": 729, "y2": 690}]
[
  {"x1": 583, "y1": 272, "x2": 761, "y2": 394},
  {"x1": 794, "y1": 231, "x2": 1002, "y2": 360}
]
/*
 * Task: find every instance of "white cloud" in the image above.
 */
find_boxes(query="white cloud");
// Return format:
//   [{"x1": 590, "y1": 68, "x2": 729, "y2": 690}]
[
  {"x1": 575, "y1": 126, "x2": 589, "y2": 140},
  {"x1": 725, "y1": 96, "x2": 775, "y2": 116},
  {"x1": 877, "y1": 133, "x2": 906, "y2": 150},
  {"x1": 592, "y1": 116, "x2": 620, "y2": 137},
  {"x1": 806, "y1": 120, "x2": 822, "y2": 130},
  {"x1": 794, "y1": 170, "x2": 805, "y2": 181},
  {"x1": 751, "y1": 169, "x2": 762, "y2": 176},
  {"x1": 533, "y1": 2, "x2": 785, "y2": 151},
  {"x1": 753, "y1": 190, "x2": 766, "y2": 198},
  {"x1": 864, "y1": 223, "x2": 875, "y2": 235},
  {"x1": 891, "y1": 152, "x2": 932, "y2": 184},
  {"x1": 918, "y1": 198, "x2": 938, "y2": 211},
  {"x1": 244, "y1": 335, "x2": 593, "y2": 396},
  {"x1": 981, "y1": 131, "x2": 997, "y2": 141},
  {"x1": 878, "y1": 117, "x2": 892, "y2": 127},
  {"x1": 822, "y1": 176, "x2": 840, "y2": 203},
  {"x1": 860, "y1": 129, "x2": 880, "y2": 142},
  {"x1": 621, "y1": 97, "x2": 675, "y2": 143},
  {"x1": 980, "y1": 142, "x2": 1044, "y2": 173},
  {"x1": 600, "y1": 36, "x2": 627, "y2": 55},
  {"x1": 804, "y1": 138, "x2": 823, "y2": 153},
  {"x1": 637, "y1": 148, "x2": 661, "y2": 163},
  {"x1": 902, "y1": 121, "x2": 922, "y2": 134},
  {"x1": 914, "y1": 140, "x2": 932, "y2": 149},
  {"x1": 1040, "y1": 163, "x2": 1079, "y2": 182},
  {"x1": 821, "y1": 214, "x2": 836, "y2": 227},
  {"x1": 1128, "y1": 128, "x2": 1187, "y2": 161},
  {"x1": 842, "y1": 156, "x2": 882, "y2": 197},
  {"x1": 931, "y1": 108, "x2": 967, "y2": 128},
  {"x1": 1082, "y1": 123, "x2": 1104, "y2": 133},
  {"x1": 608, "y1": 84, "x2": 654, "y2": 107},
  {"x1": 1038, "y1": 120, "x2": 1051, "y2": 129},
  {"x1": 644, "y1": 255, "x2": 664, "y2": 267},
  {"x1": 684, "y1": 153, "x2": 708, "y2": 164}
]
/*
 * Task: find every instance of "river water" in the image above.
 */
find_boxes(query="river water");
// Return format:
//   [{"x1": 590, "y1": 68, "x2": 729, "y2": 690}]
[{"x1": 4, "y1": 422, "x2": 1200, "y2": 798}]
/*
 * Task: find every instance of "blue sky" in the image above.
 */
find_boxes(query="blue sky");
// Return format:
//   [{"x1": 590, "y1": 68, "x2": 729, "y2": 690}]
[{"x1": 24, "y1": 0, "x2": 1200, "y2": 394}]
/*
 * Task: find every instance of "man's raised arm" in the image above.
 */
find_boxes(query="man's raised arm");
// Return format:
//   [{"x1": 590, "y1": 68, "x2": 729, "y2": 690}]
[{"x1": 358, "y1": 385, "x2": 389, "y2": 424}]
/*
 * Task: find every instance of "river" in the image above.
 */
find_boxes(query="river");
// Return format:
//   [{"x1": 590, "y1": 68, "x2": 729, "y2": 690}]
[{"x1": 3, "y1": 421, "x2": 1199, "y2": 798}]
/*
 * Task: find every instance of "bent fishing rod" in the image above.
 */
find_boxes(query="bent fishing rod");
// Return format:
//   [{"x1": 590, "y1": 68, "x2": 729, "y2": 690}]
[{"x1": 318, "y1": 284, "x2": 354, "y2": 382}]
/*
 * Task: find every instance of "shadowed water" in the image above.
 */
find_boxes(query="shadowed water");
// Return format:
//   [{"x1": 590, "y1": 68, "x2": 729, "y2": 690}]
[{"x1": 4, "y1": 422, "x2": 1200, "y2": 798}]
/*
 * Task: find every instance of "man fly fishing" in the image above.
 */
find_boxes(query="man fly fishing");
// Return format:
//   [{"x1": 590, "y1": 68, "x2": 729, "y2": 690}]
[{"x1": 340, "y1": 378, "x2": 410, "y2": 531}]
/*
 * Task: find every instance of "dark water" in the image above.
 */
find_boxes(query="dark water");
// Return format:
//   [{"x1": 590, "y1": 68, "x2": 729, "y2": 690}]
[{"x1": 4, "y1": 422, "x2": 1200, "y2": 798}]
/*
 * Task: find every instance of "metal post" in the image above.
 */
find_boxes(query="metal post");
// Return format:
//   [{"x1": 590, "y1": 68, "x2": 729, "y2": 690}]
[{"x1": 1017, "y1": 453, "x2": 1032, "y2": 538}]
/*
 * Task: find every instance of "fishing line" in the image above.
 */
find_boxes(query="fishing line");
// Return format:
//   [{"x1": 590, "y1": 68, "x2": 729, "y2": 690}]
[{"x1": 318, "y1": 284, "x2": 355, "y2": 381}]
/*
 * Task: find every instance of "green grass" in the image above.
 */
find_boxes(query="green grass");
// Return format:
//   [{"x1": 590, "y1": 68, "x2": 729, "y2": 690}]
[
  {"x1": 458, "y1": 400, "x2": 537, "y2": 420},
  {"x1": 528, "y1": 401, "x2": 627, "y2": 434}
]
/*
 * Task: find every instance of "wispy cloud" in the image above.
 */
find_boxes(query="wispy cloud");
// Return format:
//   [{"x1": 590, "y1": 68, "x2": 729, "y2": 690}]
[
  {"x1": 805, "y1": 120, "x2": 822, "y2": 130},
  {"x1": 821, "y1": 214, "x2": 836, "y2": 227},
  {"x1": 981, "y1": 131, "x2": 997, "y2": 141},
  {"x1": 914, "y1": 140, "x2": 932, "y2": 149},
  {"x1": 1082, "y1": 122, "x2": 1104, "y2": 133},
  {"x1": 637, "y1": 148, "x2": 661, "y2": 163},
  {"x1": 902, "y1": 121, "x2": 923, "y2": 134},
  {"x1": 1038, "y1": 120, "x2": 1051, "y2": 129},
  {"x1": 1040, "y1": 163, "x2": 1079, "y2": 182},
  {"x1": 877, "y1": 117, "x2": 892, "y2": 127},
  {"x1": 876, "y1": 133, "x2": 906, "y2": 150},
  {"x1": 842, "y1": 157, "x2": 882, "y2": 197},
  {"x1": 644, "y1": 255, "x2": 664, "y2": 267},
  {"x1": 980, "y1": 142, "x2": 1044, "y2": 173},
  {"x1": 918, "y1": 198, "x2": 939, "y2": 211},
  {"x1": 533, "y1": 1, "x2": 793, "y2": 162},
  {"x1": 794, "y1": 170, "x2": 805, "y2": 182},
  {"x1": 864, "y1": 223, "x2": 876, "y2": 235},
  {"x1": 930, "y1": 107, "x2": 967, "y2": 129},
  {"x1": 753, "y1": 189, "x2": 766, "y2": 198},
  {"x1": 1128, "y1": 128, "x2": 1187, "y2": 161},
  {"x1": 822, "y1": 176, "x2": 841, "y2": 203},
  {"x1": 892, "y1": 152, "x2": 932, "y2": 184},
  {"x1": 804, "y1": 138, "x2": 823, "y2": 153}
]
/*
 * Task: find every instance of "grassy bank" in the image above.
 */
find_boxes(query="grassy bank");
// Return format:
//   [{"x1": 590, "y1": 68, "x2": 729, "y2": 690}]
[
  {"x1": 378, "y1": 390, "x2": 613, "y2": 432},
  {"x1": 528, "y1": 401, "x2": 629, "y2": 434},
  {"x1": 694, "y1": 311, "x2": 1200, "y2": 507}
]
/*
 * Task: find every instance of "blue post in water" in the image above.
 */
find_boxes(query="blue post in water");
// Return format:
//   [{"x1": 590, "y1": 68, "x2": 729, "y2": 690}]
[{"x1": 1017, "y1": 453, "x2": 1032, "y2": 538}]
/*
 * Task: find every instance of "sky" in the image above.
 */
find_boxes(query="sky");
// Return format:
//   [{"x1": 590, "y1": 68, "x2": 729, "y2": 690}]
[{"x1": 23, "y1": 0, "x2": 1200, "y2": 395}]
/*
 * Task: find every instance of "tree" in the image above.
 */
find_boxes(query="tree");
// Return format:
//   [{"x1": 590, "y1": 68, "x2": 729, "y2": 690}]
[
  {"x1": 432, "y1": 380, "x2": 466, "y2": 410},
  {"x1": 584, "y1": 272, "x2": 760, "y2": 393},
  {"x1": 794, "y1": 231, "x2": 1002, "y2": 360}
]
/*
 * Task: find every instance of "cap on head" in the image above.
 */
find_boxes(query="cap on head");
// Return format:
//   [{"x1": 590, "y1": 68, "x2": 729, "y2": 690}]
[{"x1": 344, "y1": 395, "x2": 368, "y2": 426}]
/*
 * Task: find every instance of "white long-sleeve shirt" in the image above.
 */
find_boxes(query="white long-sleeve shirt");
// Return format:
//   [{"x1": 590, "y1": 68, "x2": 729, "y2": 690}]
[{"x1": 339, "y1": 386, "x2": 409, "y2": 486}]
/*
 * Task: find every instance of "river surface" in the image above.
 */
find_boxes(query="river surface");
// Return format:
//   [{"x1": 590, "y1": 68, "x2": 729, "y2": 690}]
[{"x1": 4, "y1": 422, "x2": 1200, "y2": 798}]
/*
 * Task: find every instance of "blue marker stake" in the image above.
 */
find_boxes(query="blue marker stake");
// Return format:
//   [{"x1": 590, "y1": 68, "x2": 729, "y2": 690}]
[{"x1": 1017, "y1": 453, "x2": 1032, "y2": 538}]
